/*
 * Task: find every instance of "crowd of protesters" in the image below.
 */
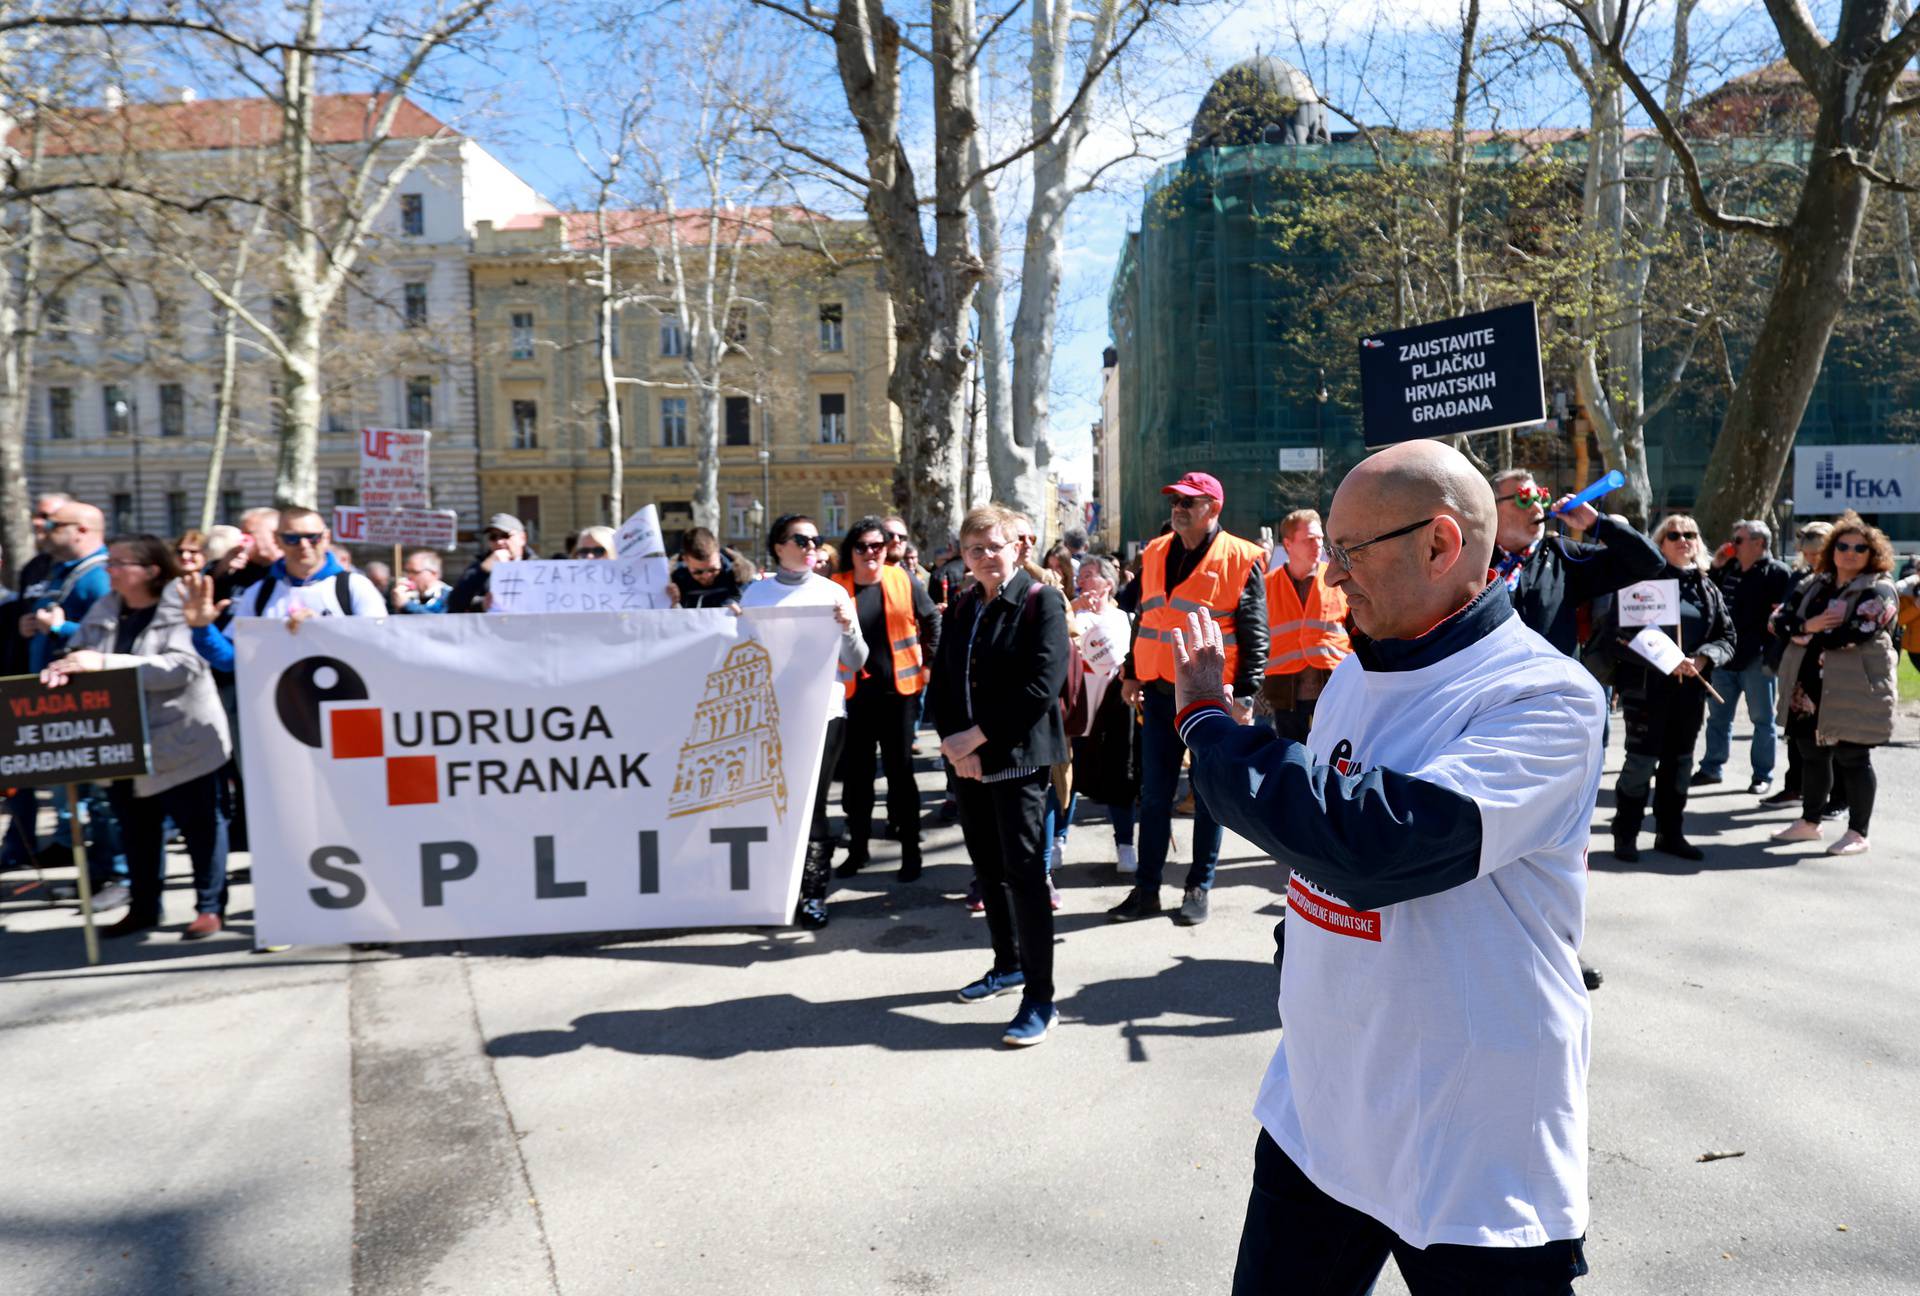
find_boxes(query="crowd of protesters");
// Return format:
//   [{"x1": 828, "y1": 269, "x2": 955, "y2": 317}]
[{"x1": 1, "y1": 482, "x2": 1913, "y2": 974}]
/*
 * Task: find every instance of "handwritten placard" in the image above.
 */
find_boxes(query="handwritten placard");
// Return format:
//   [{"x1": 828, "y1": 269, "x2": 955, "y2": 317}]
[{"x1": 488, "y1": 559, "x2": 671, "y2": 614}]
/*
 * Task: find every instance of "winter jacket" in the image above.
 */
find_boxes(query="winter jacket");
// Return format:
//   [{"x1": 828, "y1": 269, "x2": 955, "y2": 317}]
[
  {"x1": 1771, "y1": 572, "x2": 1899, "y2": 748},
  {"x1": 70, "y1": 582, "x2": 231, "y2": 798},
  {"x1": 1496, "y1": 515, "x2": 1665, "y2": 656}
]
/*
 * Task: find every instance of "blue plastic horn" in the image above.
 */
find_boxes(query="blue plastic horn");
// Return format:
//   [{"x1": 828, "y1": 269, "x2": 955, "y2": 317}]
[{"x1": 1551, "y1": 469, "x2": 1626, "y2": 516}]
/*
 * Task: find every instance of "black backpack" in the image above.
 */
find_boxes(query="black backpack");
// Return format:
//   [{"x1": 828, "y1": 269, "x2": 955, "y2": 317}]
[{"x1": 252, "y1": 571, "x2": 360, "y2": 617}]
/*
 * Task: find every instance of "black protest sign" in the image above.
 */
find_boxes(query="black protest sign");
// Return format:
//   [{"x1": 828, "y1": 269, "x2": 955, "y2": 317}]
[
  {"x1": 0, "y1": 668, "x2": 150, "y2": 788},
  {"x1": 1357, "y1": 301, "x2": 1545, "y2": 447}
]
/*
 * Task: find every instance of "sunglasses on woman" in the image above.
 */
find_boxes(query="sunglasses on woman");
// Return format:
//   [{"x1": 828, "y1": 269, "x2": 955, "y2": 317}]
[
  {"x1": 1665, "y1": 529, "x2": 1699, "y2": 542},
  {"x1": 781, "y1": 533, "x2": 822, "y2": 549},
  {"x1": 1833, "y1": 540, "x2": 1870, "y2": 554},
  {"x1": 573, "y1": 546, "x2": 607, "y2": 557},
  {"x1": 852, "y1": 539, "x2": 887, "y2": 554}
]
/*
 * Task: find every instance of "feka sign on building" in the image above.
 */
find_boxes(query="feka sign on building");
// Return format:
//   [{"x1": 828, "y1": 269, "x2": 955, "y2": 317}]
[
  {"x1": 1357, "y1": 302, "x2": 1546, "y2": 447},
  {"x1": 1794, "y1": 445, "x2": 1920, "y2": 515}
]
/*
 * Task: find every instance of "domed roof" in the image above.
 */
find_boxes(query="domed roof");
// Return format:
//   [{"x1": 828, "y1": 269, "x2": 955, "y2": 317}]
[{"x1": 1189, "y1": 56, "x2": 1327, "y2": 150}]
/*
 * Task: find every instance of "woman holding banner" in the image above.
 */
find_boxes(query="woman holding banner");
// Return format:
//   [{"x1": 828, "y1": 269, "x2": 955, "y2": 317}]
[
  {"x1": 1593, "y1": 514, "x2": 1732, "y2": 863},
  {"x1": 739, "y1": 514, "x2": 868, "y2": 928},
  {"x1": 1768, "y1": 513, "x2": 1900, "y2": 857},
  {"x1": 41, "y1": 535, "x2": 232, "y2": 939}
]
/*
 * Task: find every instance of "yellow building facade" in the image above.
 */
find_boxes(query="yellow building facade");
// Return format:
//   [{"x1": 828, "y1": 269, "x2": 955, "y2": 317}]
[{"x1": 469, "y1": 212, "x2": 899, "y2": 555}]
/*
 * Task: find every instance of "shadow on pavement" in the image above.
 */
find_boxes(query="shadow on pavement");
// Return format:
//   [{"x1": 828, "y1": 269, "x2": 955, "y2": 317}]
[
  {"x1": 484, "y1": 956, "x2": 1279, "y2": 1062},
  {"x1": 1590, "y1": 789, "x2": 1816, "y2": 876}
]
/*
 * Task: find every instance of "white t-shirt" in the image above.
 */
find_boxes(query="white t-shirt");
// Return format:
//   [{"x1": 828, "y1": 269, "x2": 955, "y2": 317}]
[
  {"x1": 737, "y1": 571, "x2": 861, "y2": 719},
  {"x1": 1255, "y1": 610, "x2": 1603, "y2": 1250},
  {"x1": 233, "y1": 567, "x2": 389, "y2": 621}
]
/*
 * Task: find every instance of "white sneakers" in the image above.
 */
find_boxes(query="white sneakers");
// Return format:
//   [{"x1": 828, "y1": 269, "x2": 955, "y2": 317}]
[
  {"x1": 1116, "y1": 844, "x2": 1137, "y2": 875},
  {"x1": 1769, "y1": 820, "x2": 1871, "y2": 855}
]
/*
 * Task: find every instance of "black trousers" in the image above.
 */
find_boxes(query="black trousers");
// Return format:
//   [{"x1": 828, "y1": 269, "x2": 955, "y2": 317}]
[
  {"x1": 1798, "y1": 735, "x2": 1877, "y2": 834},
  {"x1": 106, "y1": 770, "x2": 230, "y2": 924},
  {"x1": 954, "y1": 772, "x2": 1054, "y2": 1004},
  {"x1": 842, "y1": 685, "x2": 921, "y2": 848},
  {"x1": 1232, "y1": 1131, "x2": 1587, "y2": 1296}
]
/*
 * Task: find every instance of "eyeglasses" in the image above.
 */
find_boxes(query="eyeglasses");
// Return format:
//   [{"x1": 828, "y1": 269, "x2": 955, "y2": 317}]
[
  {"x1": 886, "y1": 530, "x2": 909, "y2": 543},
  {"x1": 177, "y1": 548, "x2": 203, "y2": 558},
  {"x1": 1168, "y1": 497, "x2": 1206, "y2": 511},
  {"x1": 573, "y1": 546, "x2": 607, "y2": 557},
  {"x1": 1664, "y1": 529, "x2": 1700, "y2": 543},
  {"x1": 963, "y1": 540, "x2": 1011, "y2": 560},
  {"x1": 1325, "y1": 517, "x2": 1436, "y2": 573},
  {"x1": 780, "y1": 533, "x2": 822, "y2": 549},
  {"x1": 279, "y1": 532, "x2": 325, "y2": 546},
  {"x1": 1495, "y1": 485, "x2": 1553, "y2": 509},
  {"x1": 47, "y1": 519, "x2": 80, "y2": 532},
  {"x1": 1833, "y1": 540, "x2": 1871, "y2": 554},
  {"x1": 852, "y1": 540, "x2": 887, "y2": 554}
]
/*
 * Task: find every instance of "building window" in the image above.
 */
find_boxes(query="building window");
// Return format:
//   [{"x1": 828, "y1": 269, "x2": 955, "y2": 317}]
[
  {"x1": 103, "y1": 385, "x2": 130, "y2": 436},
  {"x1": 727, "y1": 492, "x2": 754, "y2": 539},
  {"x1": 724, "y1": 305, "x2": 748, "y2": 348},
  {"x1": 111, "y1": 493, "x2": 134, "y2": 534},
  {"x1": 511, "y1": 399, "x2": 539, "y2": 449},
  {"x1": 221, "y1": 489, "x2": 244, "y2": 521},
  {"x1": 725, "y1": 396, "x2": 752, "y2": 446},
  {"x1": 166, "y1": 491, "x2": 188, "y2": 536},
  {"x1": 400, "y1": 193, "x2": 424, "y2": 237},
  {"x1": 48, "y1": 387, "x2": 73, "y2": 440},
  {"x1": 332, "y1": 484, "x2": 357, "y2": 510},
  {"x1": 403, "y1": 282, "x2": 428, "y2": 328},
  {"x1": 46, "y1": 294, "x2": 67, "y2": 336},
  {"x1": 510, "y1": 312, "x2": 535, "y2": 360},
  {"x1": 660, "y1": 317, "x2": 684, "y2": 357},
  {"x1": 154, "y1": 292, "x2": 179, "y2": 337},
  {"x1": 101, "y1": 294, "x2": 123, "y2": 338},
  {"x1": 159, "y1": 383, "x2": 185, "y2": 437},
  {"x1": 516, "y1": 495, "x2": 542, "y2": 544},
  {"x1": 595, "y1": 399, "x2": 620, "y2": 449},
  {"x1": 818, "y1": 392, "x2": 846, "y2": 444},
  {"x1": 660, "y1": 396, "x2": 687, "y2": 448},
  {"x1": 821, "y1": 490, "x2": 847, "y2": 537},
  {"x1": 406, "y1": 376, "x2": 433, "y2": 429},
  {"x1": 818, "y1": 303, "x2": 844, "y2": 351}
]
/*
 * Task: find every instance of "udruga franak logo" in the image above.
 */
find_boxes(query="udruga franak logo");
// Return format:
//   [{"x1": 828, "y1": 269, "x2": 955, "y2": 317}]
[{"x1": 275, "y1": 657, "x2": 653, "y2": 809}]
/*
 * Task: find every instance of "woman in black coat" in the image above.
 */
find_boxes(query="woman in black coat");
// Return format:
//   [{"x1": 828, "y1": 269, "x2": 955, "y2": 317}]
[
  {"x1": 931, "y1": 504, "x2": 1069, "y2": 1049},
  {"x1": 1598, "y1": 514, "x2": 1733, "y2": 862}
]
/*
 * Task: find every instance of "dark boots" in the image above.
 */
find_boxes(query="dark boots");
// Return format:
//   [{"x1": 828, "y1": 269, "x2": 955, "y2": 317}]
[
  {"x1": 796, "y1": 841, "x2": 833, "y2": 929},
  {"x1": 897, "y1": 838, "x2": 923, "y2": 883},
  {"x1": 834, "y1": 836, "x2": 869, "y2": 878},
  {"x1": 1611, "y1": 793, "x2": 1646, "y2": 862},
  {"x1": 1652, "y1": 773, "x2": 1704, "y2": 861}
]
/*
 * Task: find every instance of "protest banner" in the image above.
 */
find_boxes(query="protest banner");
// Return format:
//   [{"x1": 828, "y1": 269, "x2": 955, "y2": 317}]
[
  {"x1": 0, "y1": 668, "x2": 151, "y2": 964},
  {"x1": 333, "y1": 506, "x2": 367, "y2": 543},
  {"x1": 365, "y1": 508, "x2": 459, "y2": 549},
  {"x1": 234, "y1": 608, "x2": 841, "y2": 945},
  {"x1": 1358, "y1": 301, "x2": 1546, "y2": 447},
  {"x1": 360, "y1": 428, "x2": 430, "y2": 510},
  {"x1": 1617, "y1": 579, "x2": 1680, "y2": 627}
]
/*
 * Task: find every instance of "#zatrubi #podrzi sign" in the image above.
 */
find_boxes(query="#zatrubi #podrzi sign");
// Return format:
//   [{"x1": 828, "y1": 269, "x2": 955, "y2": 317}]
[
  {"x1": 234, "y1": 608, "x2": 840, "y2": 946},
  {"x1": 1357, "y1": 301, "x2": 1546, "y2": 447},
  {"x1": 0, "y1": 668, "x2": 150, "y2": 787}
]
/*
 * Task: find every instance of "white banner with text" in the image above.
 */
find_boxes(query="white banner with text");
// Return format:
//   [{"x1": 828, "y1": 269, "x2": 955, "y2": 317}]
[{"x1": 236, "y1": 608, "x2": 840, "y2": 945}]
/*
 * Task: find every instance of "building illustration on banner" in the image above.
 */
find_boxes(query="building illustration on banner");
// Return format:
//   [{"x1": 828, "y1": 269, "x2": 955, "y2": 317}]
[{"x1": 670, "y1": 641, "x2": 787, "y2": 821}]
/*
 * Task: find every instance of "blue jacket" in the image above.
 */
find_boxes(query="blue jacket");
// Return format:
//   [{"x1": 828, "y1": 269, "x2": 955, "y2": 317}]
[
  {"x1": 191, "y1": 554, "x2": 358, "y2": 672},
  {"x1": 29, "y1": 547, "x2": 111, "y2": 671}
]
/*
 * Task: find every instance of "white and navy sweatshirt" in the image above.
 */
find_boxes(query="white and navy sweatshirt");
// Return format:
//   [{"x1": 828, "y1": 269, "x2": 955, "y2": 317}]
[{"x1": 1179, "y1": 581, "x2": 1604, "y2": 1251}]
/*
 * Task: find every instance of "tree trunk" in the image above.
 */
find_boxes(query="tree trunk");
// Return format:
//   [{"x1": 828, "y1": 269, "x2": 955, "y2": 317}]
[
  {"x1": 597, "y1": 243, "x2": 624, "y2": 525},
  {"x1": 693, "y1": 360, "x2": 722, "y2": 533},
  {"x1": 274, "y1": 17, "x2": 324, "y2": 509},
  {"x1": 201, "y1": 304, "x2": 241, "y2": 531},
  {"x1": 0, "y1": 193, "x2": 41, "y2": 585}
]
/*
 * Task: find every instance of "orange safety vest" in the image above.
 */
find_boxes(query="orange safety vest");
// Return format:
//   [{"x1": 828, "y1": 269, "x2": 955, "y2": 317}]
[
  {"x1": 1264, "y1": 561, "x2": 1351, "y2": 676},
  {"x1": 832, "y1": 565, "x2": 926, "y2": 698},
  {"x1": 1133, "y1": 529, "x2": 1265, "y2": 684}
]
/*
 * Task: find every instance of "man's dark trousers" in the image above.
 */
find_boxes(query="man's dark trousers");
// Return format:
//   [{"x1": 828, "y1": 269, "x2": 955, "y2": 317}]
[{"x1": 1231, "y1": 1131, "x2": 1587, "y2": 1295}]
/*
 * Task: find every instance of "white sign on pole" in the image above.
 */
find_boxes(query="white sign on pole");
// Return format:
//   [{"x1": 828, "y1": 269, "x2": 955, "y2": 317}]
[
  {"x1": 234, "y1": 607, "x2": 842, "y2": 944},
  {"x1": 333, "y1": 506, "x2": 367, "y2": 543},
  {"x1": 359, "y1": 427, "x2": 431, "y2": 510},
  {"x1": 1617, "y1": 578, "x2": 1680, "y2": 627},
  {"x1": 487, "y1": 558, "x2": 672, "y2": 614},
  {"x1": 1625, "y1": 624, "x2": 1687, "y2": 676},
  {"x1": 1278, "y1": 448, "x2": 1323, "y2": 472},
  {"x1": 365, "y1": 508, "x2": 459, "y2": 549}
]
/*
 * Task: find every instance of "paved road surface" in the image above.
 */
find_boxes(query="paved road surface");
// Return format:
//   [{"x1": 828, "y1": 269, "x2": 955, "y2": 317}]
[{"x1": 4, "y1": 710, "x2": 1917, "y2": 1295}]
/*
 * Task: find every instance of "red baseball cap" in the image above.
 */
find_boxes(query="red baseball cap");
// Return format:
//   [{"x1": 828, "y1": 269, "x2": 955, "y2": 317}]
[{"x1": 1162, "y1": 471, "x2": 1224, "y2": 503}]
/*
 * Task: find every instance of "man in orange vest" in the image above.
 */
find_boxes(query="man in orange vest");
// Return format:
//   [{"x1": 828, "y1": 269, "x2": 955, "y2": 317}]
[
  {"x1": 1110, "y1": 472, "x2": 1268, "y2": 927},
  {"x1": 1260, "y1": 509, "x2": 1350, "y2": 744}
]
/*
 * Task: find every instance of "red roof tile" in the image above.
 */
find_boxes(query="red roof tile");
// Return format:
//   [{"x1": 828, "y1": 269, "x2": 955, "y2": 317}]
[{"x1": 27, "y1": 93, "x2": 449, "y2": 157}]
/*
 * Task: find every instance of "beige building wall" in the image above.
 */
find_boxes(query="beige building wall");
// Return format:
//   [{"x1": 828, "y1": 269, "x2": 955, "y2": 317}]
[{"x1": 469, "y1": 215, "x2": 899, "y2": 558}]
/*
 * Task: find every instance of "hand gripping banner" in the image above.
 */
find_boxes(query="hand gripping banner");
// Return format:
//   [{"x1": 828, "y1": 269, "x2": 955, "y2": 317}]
[{"x1": 235, "y1": 607, "x2": 840, "y2": 946}]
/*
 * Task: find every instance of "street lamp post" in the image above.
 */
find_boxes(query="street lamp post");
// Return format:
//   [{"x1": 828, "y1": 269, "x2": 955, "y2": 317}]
[{"x1": 114, "y1": 397, "x2": 142, "y2": 532}]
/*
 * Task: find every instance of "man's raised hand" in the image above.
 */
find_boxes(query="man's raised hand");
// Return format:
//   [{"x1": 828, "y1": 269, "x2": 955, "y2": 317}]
[{"x1": 1171, "y1": 610, "x2": 1232, "y2": 716}]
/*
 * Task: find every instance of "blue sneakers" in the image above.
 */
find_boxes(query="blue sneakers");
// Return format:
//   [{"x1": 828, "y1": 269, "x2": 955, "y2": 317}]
[
  {"x1": 1002, "y1": 1000, "x2": 1057, "y2": 1047},
  {"x1": 956, "y1": 967, "x2": 1025, "y2": 1003}
]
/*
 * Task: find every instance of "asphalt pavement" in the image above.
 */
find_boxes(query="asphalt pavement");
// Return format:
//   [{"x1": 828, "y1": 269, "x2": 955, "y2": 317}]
[{"x1": 3, "y1": 704, "x2": 1917, "y2": 1295}]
